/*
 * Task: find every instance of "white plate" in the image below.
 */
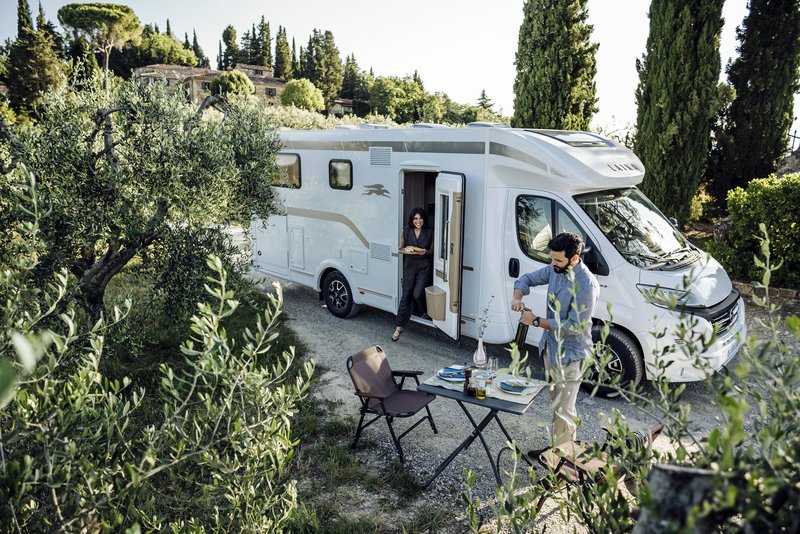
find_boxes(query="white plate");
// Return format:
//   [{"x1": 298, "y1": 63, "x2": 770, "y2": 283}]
[
  {"x1": 437, "y1": 370, "x2": 465, "y2": 382},
  {"x1": 499, "y1": 379, "x2": 534, "y2": 395}
]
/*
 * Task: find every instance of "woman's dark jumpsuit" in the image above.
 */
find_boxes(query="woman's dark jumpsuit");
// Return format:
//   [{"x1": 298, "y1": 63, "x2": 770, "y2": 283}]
[{"x1": 395, "y1": 226, "x2": 433, "y2": 327}]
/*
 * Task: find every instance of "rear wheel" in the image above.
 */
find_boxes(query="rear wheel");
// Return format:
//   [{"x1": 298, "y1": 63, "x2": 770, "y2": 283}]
[
  {"x1": 582, "y1": 326, "x2": 644, "y2": 397},
  {"x1": 322, "y1": 270, "x2": 360, "y2": 318}
]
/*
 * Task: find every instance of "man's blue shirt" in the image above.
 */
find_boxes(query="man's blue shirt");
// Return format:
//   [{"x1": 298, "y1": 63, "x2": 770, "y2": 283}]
[{"x1": 513, "y1": 260, "x2": 599, "y2": 367}]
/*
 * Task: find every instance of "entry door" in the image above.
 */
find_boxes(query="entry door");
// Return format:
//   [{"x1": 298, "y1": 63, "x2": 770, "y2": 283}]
[{"x1": 432, "y1": 172, "x2": 465, "y2": 340}]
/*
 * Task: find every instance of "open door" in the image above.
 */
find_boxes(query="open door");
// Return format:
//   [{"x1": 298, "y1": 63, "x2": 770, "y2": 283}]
[{"x1": 430, "y1": 172, "x2": 465, "y2": 340}]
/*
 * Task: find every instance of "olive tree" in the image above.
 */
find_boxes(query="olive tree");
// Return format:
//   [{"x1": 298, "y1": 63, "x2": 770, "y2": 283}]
[{"x1": 0, "y1": 74, "x2": 282, "y2": 320}]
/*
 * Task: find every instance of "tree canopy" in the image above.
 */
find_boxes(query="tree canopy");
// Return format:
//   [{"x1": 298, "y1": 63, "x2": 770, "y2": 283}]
[
  {"x1": 280, "y1": 78, "x2": 324, "y2": 111},
  {"x1": 512, "y1": 0, "x2": 598, "y2": 129},
  {"x1": 705, "y1": 0, "x2": 800, "y2": 210},
  {"x1": 0, "y1": 74, "x2": 281, "y2": 318},
  {"x1": 634, "y1": 0, "x2": 724, "y2": 225},
  {"x1": 57, "y1": 3, "x2": 142, "y2": 71},
  {"x1": 211, "y1": 69, "x2": 255, "y2": 96}
]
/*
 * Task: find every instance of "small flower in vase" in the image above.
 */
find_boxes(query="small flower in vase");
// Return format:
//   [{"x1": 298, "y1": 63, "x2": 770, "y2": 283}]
[{"x1": 471, "y1": 296, "x2": 494, "y2": 367}]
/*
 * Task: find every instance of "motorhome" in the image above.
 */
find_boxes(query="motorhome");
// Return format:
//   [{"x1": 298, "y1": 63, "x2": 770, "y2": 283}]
[{"x1": 251, "y1": 124, "x2": 746, "y2": 390}]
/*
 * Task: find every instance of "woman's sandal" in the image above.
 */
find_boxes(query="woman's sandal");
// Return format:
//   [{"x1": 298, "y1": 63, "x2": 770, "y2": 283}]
[{"x1": 392, "y1": 327, "x2": 403, "y2": 342}]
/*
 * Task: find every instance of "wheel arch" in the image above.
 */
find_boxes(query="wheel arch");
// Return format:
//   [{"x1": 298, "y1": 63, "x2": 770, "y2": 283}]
[{"x1": 591, "y1": 318, "x2": 644, "y2": 362}]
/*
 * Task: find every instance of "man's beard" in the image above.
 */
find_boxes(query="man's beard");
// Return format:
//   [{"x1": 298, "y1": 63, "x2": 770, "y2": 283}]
[{"x1": 553, "y1": 265, "x2": 568, "y2": 274}]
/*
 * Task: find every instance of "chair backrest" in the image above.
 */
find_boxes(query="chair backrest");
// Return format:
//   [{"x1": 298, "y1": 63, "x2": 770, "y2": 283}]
[{"x1": 347, "y1": 345, "x2": 397, "y2": 398}]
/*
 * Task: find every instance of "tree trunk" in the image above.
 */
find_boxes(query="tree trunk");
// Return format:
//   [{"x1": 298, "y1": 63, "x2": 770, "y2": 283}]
[
  {"x1": 633, "y1": 464, "x2": 715, "y2": 533},
  {"x1": 75, "y1": 199, "x2": 169, "y2": 322}
]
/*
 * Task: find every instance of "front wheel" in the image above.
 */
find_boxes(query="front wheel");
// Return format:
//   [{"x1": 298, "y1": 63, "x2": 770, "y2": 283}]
[
  {"x1": 582, "y1": 326, "x2": 644, "y2": 398},
  {"x1": 322, "y1": 270, "x2": 360, "y2": 319}
]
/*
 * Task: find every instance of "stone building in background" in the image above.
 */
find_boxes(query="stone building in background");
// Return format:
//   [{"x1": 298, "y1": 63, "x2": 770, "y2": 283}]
[{"x1": 132, "y1": 64, "x2": 286, "y2": 104}]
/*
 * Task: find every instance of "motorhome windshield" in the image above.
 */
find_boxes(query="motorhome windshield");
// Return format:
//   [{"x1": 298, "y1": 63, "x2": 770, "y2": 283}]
[{"x1": 575, "y1": 188, "x2": 697, "y2": 269}]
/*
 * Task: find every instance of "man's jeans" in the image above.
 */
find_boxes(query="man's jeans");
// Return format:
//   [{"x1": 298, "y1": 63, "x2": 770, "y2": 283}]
[{"x1": 543, "y1": 352, "x2": 583, "y2": 446}]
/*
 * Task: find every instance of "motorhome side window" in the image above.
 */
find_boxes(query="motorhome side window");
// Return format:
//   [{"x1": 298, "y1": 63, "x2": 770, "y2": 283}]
[
  {"x1": 274, "y1": 153, "x2": 301, "y2": 188},
  {"x1": 516, "y1": 196, "x2": 586, "y2": 263},
  {"x1": 329, "y1": 160, "x2": 352, "y2": 190}
]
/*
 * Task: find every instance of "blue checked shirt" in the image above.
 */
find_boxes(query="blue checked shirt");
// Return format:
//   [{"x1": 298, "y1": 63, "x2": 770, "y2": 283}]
[{"x1": 513, "y1": 260, "x2": 599, "y2": 367}]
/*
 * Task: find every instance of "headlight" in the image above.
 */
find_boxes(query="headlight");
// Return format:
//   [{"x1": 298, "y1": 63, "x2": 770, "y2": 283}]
[{"x1": 636, "y1": 284, "x2": 704, "y2": 309}]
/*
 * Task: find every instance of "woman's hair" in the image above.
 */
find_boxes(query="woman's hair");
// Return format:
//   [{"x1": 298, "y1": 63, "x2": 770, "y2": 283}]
[{"x1": 407, "y1": 207, "x2": 427, "y2": 228}]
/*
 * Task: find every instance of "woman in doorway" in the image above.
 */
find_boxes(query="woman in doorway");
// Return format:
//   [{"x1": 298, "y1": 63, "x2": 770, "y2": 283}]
[{"x1": 393, "y1": 207, "x2": 433, "y2": 341}]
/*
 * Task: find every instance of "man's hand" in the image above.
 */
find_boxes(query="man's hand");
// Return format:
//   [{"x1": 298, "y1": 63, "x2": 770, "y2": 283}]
[
  {"x1": 510, "y1": 288, "x2": 526, "y2": 311},
  {"x1": 520, "y1": 309, "x2": 535, "y2": 326}
]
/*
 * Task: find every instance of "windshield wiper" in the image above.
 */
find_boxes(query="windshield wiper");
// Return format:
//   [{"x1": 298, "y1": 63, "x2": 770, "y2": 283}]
[{"x1": 620, "y1": 251, "x2": 670, "y2": 269}]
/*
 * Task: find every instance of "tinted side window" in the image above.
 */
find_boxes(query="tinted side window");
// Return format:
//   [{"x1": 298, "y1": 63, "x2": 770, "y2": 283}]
[
  {"x1": 274, "y1": 153, "x2": 301, "y2": 188},
  {"x1": 556, "y1": 205, "x2": 586, "y2": 242},
  {"x1": 329, "y1": 160, "x2": 352, "y2": 190},
  {"x1": 516, "y1": 196, "x2": 553, "y2": 263}
]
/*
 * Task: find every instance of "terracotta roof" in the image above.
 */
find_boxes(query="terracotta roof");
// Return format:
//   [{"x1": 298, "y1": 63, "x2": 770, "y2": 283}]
[
  {"x1": 134, "y1": 64, "x2": 221, "y2": 77},
  {"x1": 134, "y1": 64, "x2": 286, "y2": 86}
]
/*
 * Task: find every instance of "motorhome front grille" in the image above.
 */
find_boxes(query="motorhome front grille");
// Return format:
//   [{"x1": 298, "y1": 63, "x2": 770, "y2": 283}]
[
  {"x1": 369, "y1": 147, "x2": 392, "y2": 166},
  {"x1": 710, "y1": 300, "x2": 740, "y2": 336},
  {"x1": 370, "y1": 242, "x2": 391, "y2": 262}
]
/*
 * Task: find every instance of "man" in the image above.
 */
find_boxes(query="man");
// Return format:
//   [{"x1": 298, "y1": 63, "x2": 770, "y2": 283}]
[{"x1": 510, "y1": 232, "x2": 599, "y2": 456}]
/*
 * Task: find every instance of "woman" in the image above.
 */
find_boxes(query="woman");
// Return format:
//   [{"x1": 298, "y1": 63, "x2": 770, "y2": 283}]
[{"x1": 393, "y1": 207, "x2": 433, "y2": 341}]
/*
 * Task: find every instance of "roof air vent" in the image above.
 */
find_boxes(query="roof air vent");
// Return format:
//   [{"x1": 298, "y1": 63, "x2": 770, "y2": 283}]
[
  {"x1": 467, "y1": 121, "x2": 510, "y2": 128},
  {"x1": 370, "y1": 147, "x2": 392, "y2": 166}
]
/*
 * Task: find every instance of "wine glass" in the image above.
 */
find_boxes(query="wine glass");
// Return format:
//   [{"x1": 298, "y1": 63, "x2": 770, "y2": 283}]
[{"x1": 486, "y1": 357, "x2": 498, "y2": 383}]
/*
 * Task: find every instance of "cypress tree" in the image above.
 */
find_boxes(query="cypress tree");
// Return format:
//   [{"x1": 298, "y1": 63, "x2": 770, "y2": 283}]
[
  {"x1": 477, "y1": 90, "x2": 494, "y2": 111},
  {"x1": 221, "y1": 25, "x2": 238, "y2": 69},
  {"x1": 183, "y1": 32, "x2": 191, "y2": 50},
  {"x1": 165, "y1": 19, "x2": 172, "y2": 38},
  {"x1": 17, "y1": 0, "x2": 33, "y2": 36},
  {"x1": 7, "y1": 0, "x2": 62, "y2": 115},
  {"x1": 239, "y1": 29, "x2": 252, "y2": 64},
  {"x1": 512, "y1": 0, "x2": 598, "y2": 129},
  {"x1": 291, "y1": 38, "x2": 299, "y2": 78},
  {"x1": 318, "y1": 30, "x2": 343, "y2": 109},
  {"x1": 36, "y1": 1, "x2": 63, "y2": 57},
  {"x1": 217, "y1": 40, "x2": 223, "y2": 70},
  {"x1": 274, "y1": 26, "x2": 291, "y2": 79},
  {"x1": 634, "y1": 0, "x2": 724, "y2": 225},
  {"x1": 341, "y1": 54, "x2": 359, "y2": 99},
  {"x1": 192, "y1": 30, "x2": 209, "y2": 68},
  {"x1": 706, "y1": 0, "x2": 800, "y2": 209},
  {"x1": 256, "y1": 17, "x2": 271, "y2": 68},
  {"x1": 249, "y1": 23, "x2": 258, "y2": 63}
]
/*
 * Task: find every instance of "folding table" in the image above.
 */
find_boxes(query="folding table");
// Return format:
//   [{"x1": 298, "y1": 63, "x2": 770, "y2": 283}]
[{"x1": 417, "y1": 372, "x2": 546, "y2": 488}]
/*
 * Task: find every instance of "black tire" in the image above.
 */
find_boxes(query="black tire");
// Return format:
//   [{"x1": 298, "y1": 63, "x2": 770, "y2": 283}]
[
  {"x1": 322, "y1": 270, "x2": 360, "y2": 319},
  {"x1": 582, "y1": 326, "x2": 644, "y2": 398}
]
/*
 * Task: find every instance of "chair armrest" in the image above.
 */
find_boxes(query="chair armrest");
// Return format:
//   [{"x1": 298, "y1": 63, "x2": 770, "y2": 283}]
[
  {"x1": 392, "y1": 370, "x2": 424, "y2": 389},
  {"x1": 392, "y1": 370, "x2": 423, "y2": 377}
]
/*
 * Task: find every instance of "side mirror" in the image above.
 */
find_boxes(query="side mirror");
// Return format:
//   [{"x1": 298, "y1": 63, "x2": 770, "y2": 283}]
[
  {"x1": 668, "y1": 217, "x2": 678, "y2": 227},
  {"x1": 582, "y1": 243, "x2": 609, "y2": 276}
]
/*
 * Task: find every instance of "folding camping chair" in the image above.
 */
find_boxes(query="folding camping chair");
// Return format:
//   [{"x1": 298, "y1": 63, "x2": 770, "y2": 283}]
[{"x1": 346, "y1": 345, "x2": 438, "y2": 463}]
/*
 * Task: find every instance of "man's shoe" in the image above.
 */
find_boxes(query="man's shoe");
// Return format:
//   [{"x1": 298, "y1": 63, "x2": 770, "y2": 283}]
[{"x1": 526, "y1": 447, "x2": 549, "y2": 460}]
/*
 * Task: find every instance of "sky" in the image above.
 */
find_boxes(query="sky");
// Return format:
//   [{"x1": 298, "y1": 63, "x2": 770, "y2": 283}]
[{"x1": 2, "y1": 0, "x2": 797, "y2": 138}]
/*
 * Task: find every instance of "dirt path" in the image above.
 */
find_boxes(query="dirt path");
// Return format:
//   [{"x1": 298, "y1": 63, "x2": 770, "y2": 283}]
[{"x1": 246, "y1": 262, "x2": 798, "y2": 532}]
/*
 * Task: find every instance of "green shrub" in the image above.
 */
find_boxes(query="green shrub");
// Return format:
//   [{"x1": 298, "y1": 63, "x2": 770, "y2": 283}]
[
  {"x1": 709, "y1": 172, "x2": 800, "y2": 289},
  {"x1": 1, "y1": 250, "x2": 314, "y2": 531}
]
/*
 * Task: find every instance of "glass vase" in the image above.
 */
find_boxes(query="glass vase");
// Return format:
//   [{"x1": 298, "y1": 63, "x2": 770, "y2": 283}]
[{"x1": 473, "y1": 337, "x2": 487, "y2": 368}]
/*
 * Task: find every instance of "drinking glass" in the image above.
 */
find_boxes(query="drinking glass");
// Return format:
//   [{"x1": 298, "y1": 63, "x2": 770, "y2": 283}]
[{"x1": 485, "y1": 357, "x2": 498, "y2": 385}]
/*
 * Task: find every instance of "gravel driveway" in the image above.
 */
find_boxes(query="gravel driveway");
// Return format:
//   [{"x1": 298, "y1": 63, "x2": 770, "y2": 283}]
[{"x1": 246, "y1": 257, "x2": 798, "y2": 532}]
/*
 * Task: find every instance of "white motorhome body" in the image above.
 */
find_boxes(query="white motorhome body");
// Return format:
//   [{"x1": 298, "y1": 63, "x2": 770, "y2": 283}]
[{"x1": 252, "y1": 125, "x2": 746, "y2": 386}]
